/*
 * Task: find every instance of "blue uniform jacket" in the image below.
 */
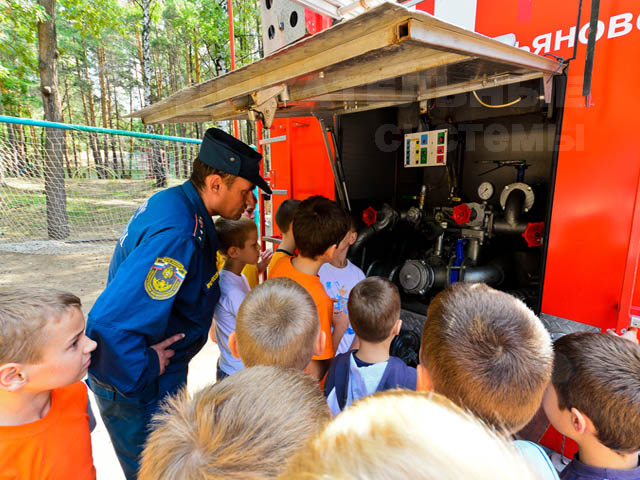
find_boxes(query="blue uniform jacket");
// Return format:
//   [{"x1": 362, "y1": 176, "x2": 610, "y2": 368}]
[{"x1": 87, "y1": 180, "x2": 220, "y2": 400}]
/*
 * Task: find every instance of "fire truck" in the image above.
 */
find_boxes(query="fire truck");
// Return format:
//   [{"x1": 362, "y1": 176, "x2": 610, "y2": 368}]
[{"x1": 132, "y1": 0, "x2": 640, "y2": 457}]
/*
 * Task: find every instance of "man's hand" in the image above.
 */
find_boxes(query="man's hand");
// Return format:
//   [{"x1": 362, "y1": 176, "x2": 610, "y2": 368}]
[
  {"x1": 606, "y1": 327, "x2": 639, "y2": 345},
  {"x1": 257, "y1": 249, "x2": 273, "y2": 274},
  {"x1": 151, "y1": 333, "x2": 185, "y2": 376}
]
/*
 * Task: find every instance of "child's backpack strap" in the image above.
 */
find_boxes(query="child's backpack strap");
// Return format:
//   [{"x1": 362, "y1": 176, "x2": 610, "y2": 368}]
[
  {"x1": 378, "y1": 356, "x2": 417, "y2": 391},
  {"x1": 324, "y1": 352, "x2": 352, "y2": 411}
]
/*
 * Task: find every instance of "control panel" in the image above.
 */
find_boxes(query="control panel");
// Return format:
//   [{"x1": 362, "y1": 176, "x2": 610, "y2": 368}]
[{"x1": 403, "y1": 129, "x2": 448, "y2": 168}]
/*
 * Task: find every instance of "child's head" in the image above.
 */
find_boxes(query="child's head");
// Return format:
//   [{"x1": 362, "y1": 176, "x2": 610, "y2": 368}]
[
  {"x1": 348, "y1": 277, "x2": 401, "y2": 344},
  {"x1": 242, "y1": 192, "x2": 258, "y2": 220},
  {"x1": 331, "y1": 215, "x2": 358, "y2": 266},
  {"x1": 275, "y1": 199, "x2": 301, "y2": 236},
  {"x1": 292, "y1": 196, "x2": 350, "y2": 261},
  {"x1": 215, "y1": 216, "x2": 259, "y2": 265},
  {"x1": 0, "y1": 289, "x2": 97, "y2": 393},
  {"x1": 229, "y1": 278, "x2": 323, "y2": 370},
  {"x1": 419, "y1": 282, "x2": 553, "y2": 434},
  {"x1": 281, "y1": 390, "x2": 537, "y2": 480},
  {"x1": 139, "y1": 365, "x2": 330, "y2": 480},
  {"x1": 542, "y1": 332, "x2": 640, "y2": 454}
]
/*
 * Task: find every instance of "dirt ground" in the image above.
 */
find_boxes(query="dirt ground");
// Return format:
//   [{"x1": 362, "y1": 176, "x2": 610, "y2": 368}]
[
  {"x1": 0, "y1": 247, "x2": 220, "y2": 480},
  {"x1": 0, "y1": 250, "x2": 112, "y2": 310}
]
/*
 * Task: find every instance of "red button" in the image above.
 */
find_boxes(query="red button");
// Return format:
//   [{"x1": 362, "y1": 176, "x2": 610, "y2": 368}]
[
  {"x1": 437, "y1": 146, "x2": 444, "y2": 154},
  {"x1": 437, "y1": 155, "x2": 444, "y2": 164}
]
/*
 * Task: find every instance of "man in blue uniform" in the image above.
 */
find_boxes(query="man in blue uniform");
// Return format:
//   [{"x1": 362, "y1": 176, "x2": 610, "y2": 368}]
[{"x1": 86, "y1": 128, "x2": 271, "y2": 479}]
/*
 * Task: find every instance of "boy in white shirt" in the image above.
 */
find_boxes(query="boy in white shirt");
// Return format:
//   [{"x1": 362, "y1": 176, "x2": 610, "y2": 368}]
[
  {"x1": 318, "y1": 218, "x2": 365, "y2": 355},
  {"x1": 213, "y1": 216, "x2": 260, "y2": 380}
]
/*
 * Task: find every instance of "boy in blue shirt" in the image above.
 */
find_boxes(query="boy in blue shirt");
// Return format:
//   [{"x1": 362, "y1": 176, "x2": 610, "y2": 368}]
[{"x1": 324, "y1": 276, "x2": 416, "y2": 415}]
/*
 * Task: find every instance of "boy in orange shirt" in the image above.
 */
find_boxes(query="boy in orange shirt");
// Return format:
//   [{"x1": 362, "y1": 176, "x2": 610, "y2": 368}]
[
  {"x1": 268, "y1": 198, "x2": 301, "y2": 273},
  {"x1": 0, "y1": 289, "x2": 98, "y2": 480},
  {"x1": 269, "y1": 196, "x2": 350, "y2": 380}
]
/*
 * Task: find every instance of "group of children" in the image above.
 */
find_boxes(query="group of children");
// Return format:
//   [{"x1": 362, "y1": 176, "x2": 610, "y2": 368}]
[{"x1": 1, "y1": 194, "x2": 640, "y2": 479}]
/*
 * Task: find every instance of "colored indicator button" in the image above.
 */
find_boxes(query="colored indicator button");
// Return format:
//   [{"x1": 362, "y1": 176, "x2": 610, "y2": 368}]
[
  {"x1": 436, "y1": 155, "x2": 444, "y2": 164},
  {"x1": 438, "y1": 133, "x2": 445, "y2": 144},
  {"x1": 437, "y1": 146, "x2": 444, "y2": 154},
  {"x1": 420, "y1": 150, "x2": 428, "y2": 164}
]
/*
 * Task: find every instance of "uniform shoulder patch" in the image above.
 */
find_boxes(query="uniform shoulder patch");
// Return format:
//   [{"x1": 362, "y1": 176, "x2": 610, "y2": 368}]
[{"x1": 144, "y1": 257, "x2": 187, "y2": 300}]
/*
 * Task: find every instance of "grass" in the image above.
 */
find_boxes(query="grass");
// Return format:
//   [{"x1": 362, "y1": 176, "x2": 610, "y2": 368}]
[{"x1": 0, "y1": 177, "x2": 185, "y2": 242}]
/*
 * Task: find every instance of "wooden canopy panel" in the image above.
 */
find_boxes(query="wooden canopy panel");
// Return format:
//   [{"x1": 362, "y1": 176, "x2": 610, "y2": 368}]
[{"x1": 131, "y1": 3, "x2": 562, "y2": 125}]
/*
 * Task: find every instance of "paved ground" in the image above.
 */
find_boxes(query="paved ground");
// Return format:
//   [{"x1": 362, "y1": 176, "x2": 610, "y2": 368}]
[{"x1": 1, "y1": 248, "x2": 220, "y2": 479}]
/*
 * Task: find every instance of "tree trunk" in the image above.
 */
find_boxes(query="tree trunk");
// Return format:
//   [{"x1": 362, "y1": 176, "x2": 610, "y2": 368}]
[
  {"x1": 193, "y1": 30, "x2": 201, "y2": 84},
  {"x1": 81, "y1": 42, "x2": 102, "y2": 174},
  {"x1": 129, "y1": 88, "x2": 134, "y2": 178},
  {"x1": 134, "y1": 32, "x2": 145, "y2": 107},
  {"x1": 186, "y1": 45, "x2": 192, "y2": 87},
  {"x1": 97, "y1": 46, "x2": 109, "y2": 177},
  {"x1": 37, "y1": 0, "x2": 69, "y2": 240},
  {"x1": 104, "y1": 60, "x2": 119, "y2": 177},
  {"x1": 64, "y1": 76, "x2": 78, "y2": 171},
  {"x1": 140, "y1": 0, "x2": 166, "y2": 187},
  {"x1": 113, "y1": 85, "x2": 124, "y2": 178},
  {"x1": 6, "y1": 123, "x2": 19, "y2": 176}
]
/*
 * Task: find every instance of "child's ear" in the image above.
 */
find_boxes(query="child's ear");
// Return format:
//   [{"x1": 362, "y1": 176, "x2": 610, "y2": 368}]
[
  {"x1": 314, "y1": 330, "x2": 327, "y2": 357},
  {"x1": 227, "y1": 246, "x2": 240, "y2": 259},
  {"x1": 323, "y1": 244, "x2": 337, "y2": 260},
  {"x1": 392, "y1": 319, "x2": 402, "y2": 336},
  {"x1": 228, "y1": 332, "x2": 241, "y2": 359},
  {"x1": 569, "y1": 407, "x2": 590, "y2": 435},
  {"x1": 0, "y1": 363, "x2": 27, "y2": 392},
  {"x1": 348, "y1": 231, "x2": 357, "y2": 245},
  {"x1": 416, "y1": 363, "x2": 434, "y2": 392}
]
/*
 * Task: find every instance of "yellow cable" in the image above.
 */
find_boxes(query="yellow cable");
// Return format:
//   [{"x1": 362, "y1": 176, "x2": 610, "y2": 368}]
[{"x1": 472, "y1": 90, "x2": 523, "y2": 108}]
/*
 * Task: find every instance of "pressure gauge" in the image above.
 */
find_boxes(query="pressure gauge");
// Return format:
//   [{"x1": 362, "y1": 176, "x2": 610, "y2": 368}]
[{"x1": 477, "y1": 182, "x2": 495, "y2": 201}]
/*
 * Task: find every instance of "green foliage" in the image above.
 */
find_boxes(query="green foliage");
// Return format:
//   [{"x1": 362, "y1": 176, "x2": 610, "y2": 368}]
[
  {"x1": 0, "y1": 0, "x2": 48, "y2": 114},
  {"x1": 2, "y1": 0, "x2": 262, "y2": 136}
]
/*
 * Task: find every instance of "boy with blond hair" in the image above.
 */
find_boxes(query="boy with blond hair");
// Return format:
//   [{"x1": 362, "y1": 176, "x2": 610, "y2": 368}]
[
  {"x1": 269, "y1": 195, "x2": 351, "y2": 380},
  {"x1": 280, "y1": 390, "x2": 538, "y2": 480},
  {"x1": 139, "y1": 365, "x2": 330, "y2": 480},
  {"x1": 324, "y1": 277, "x2": 416, "y2": 414},
  {"x1": 0, "y1": 289, "x2": 98, "y2": 479},
  {"x1": 213, "y1": 216, "x2": 261, "y2": 380},
  {"x1": 542, "y1": 332, "x2": 640, "y2": 479},
  {"x1": 268, "y1": 199, "x2": 301, "y2": 273},
  {"x1": 418, "y1": 282, "x2": 558, "y2": 479},
  {"x1": 228, "y1": 278, "x2": 325, "y2": 370}
]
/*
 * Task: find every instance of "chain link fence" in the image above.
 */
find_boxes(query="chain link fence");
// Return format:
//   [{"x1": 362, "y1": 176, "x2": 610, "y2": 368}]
[{"x1": 0, "y1": 117, "x2": 202, "y2": 252}]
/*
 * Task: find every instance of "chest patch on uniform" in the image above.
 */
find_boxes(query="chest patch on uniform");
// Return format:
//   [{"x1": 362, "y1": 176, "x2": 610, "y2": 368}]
[{"x1": 145, "y1": 257, "x2": 187, "y2": 300}]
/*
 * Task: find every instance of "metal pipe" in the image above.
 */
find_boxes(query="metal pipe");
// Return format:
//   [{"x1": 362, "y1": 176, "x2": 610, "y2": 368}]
[
  {"x1": 494, "y1": 188, "x2": 527, "y2": 234},
  {"x1": 467, "y1": 238, "x2": 480, "y2": 265},
  {"x1": 461, "y1": 264, "x2": 504, "y2": 285},
  {"x1": 419, "y1": 184, "x2": 426, "y2": 209},
  {"x1": 434, "y1": 232, "x2": 445, "y2": 257},
  {"x1": 0, "y1": 115, "x2": 202, "y2": 143},
  {"x1": 349, "y1": 204, "x2": 398, "y2": 258},
  {"x1": 504, "y1": 189, "x2": 525, "y2": 226},
  {"x1": 228, "y1": 0, "x2": 239, "y2": 138},
  {"x1": 582, "y1": 0, "x2": 600, "y2": 103},
  {"x1": 430, "y1": 262, "x2": 504, "y2": 288},
  {"x1": 493, "y1": 220, "x2": 527, "y2": 234}
]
